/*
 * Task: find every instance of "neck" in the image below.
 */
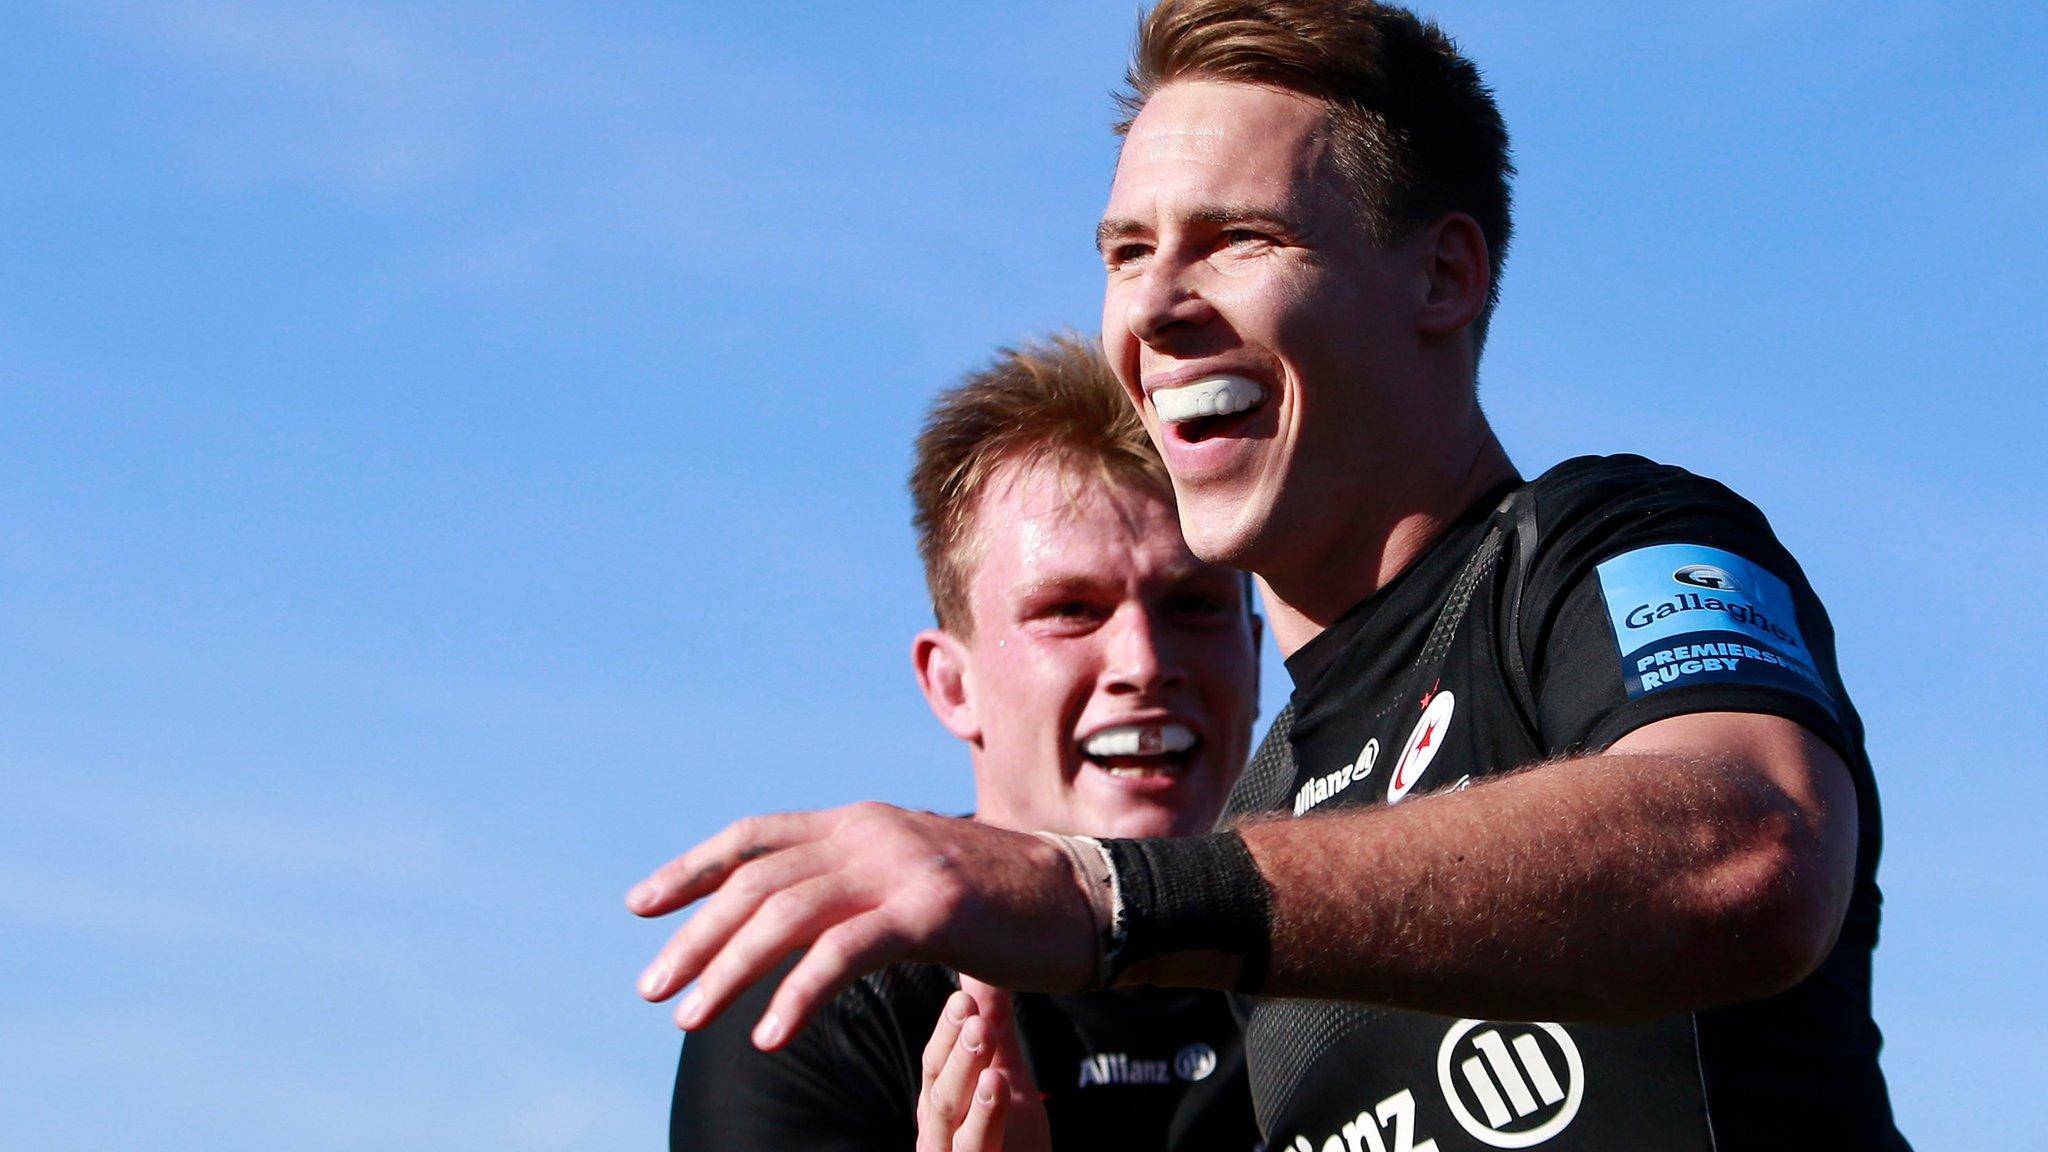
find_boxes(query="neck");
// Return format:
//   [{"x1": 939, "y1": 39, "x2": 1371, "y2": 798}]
[{"x1": 1261, "y1": 427, "x2": 1517, "y2": 656}]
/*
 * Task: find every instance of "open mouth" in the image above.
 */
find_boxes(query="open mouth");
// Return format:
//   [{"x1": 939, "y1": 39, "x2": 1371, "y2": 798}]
[
  {"x1": 1150, "y1": 375, "x2": 1266, "y2": 443},
  {"x1": 1080, "y1": 721, "x2": 1200, "y2": 780}
]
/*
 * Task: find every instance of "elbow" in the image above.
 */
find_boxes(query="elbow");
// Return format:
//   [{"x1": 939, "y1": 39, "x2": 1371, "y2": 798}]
[
  {"x1": 1693, "y1": 805, "x2": 1851, "y2": 1002},
  {"x1": 1730, "y1": 875, "x2": 1842, "y2": 1002}
]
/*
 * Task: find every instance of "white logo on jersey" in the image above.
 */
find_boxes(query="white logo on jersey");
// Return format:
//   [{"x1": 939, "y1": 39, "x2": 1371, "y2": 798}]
[
  {"x1": 1435, "y1": 1020, "x2": 1584, "y2": 1148},
  {"x1": 1174, "y1": 1043, "x2": 1218, "y2": 1082},
  {"x1": 1287, "y1": 1087, "x2": 1439, "y2": 1152},
  {"x1": 1387, "y1": 691, "x2": 1456, "y2": 804},
  {"x1": 1076, "y1": 1052, "x2": 1172, "y2": 1088},
  {"x1": 1294, "y1": 738, "x2": 1379, "y2": 816}
]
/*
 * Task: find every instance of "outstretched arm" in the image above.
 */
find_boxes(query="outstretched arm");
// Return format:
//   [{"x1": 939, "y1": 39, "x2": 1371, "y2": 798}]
[
  {"x1": 1239, "y1": 710, "x2": 1858, "y2": 1019},
  {"x1": 630, "y1": 805, "x2": 1092, "y2": 1049},
  {"x1": 631, "y1": 711, "x2": 1857, "y2": 1041}
]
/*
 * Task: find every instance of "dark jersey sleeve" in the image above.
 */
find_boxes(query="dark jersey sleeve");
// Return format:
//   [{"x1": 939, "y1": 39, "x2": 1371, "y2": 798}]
[
  {"x1": 1220, "y1": 703, "x2": 1296, "y2": 827},
  {"x1": 1509, "y1": 459, "x2": 1903, "y2": 1149},
  {"x1": 670, "y1": 956, "x2": 944, "y2": 1151},
  {"x1": 1516, "y1": 456, "x2": 1860, "y2": 761}
]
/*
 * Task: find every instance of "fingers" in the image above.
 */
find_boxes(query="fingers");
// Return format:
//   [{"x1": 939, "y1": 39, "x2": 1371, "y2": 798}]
[
  {"x1": 751, "y1": 908, "x2": 915, "y2": 1049},
  {"x1": 957, "y1": 976, "x2": 1034, "y2": 1091},
  {"x1": 956, "y1": 977, "x2": 1052, "y2": 1152},
  {"x1": 921, "y1": 991, "x2": 975, "y2": 1089},
  {"x1": 638, "y1": 839, "x2": 841, "y2": 1005},
  {"x1": 918, "y1": 1012, "x2": 993, "y2": 1152},
  {"x1": 951, "y1": 1069, "x2": 1011, "y2": 1152},
  {"x1": 626, "y1": 809, "x2": 835, "y2": 918},
  {"x1": 669, "y1": 868, "x2": 876, "y2": 1034},
  {"x1": 958, "y1": 975, "x2": 1008, "y2": 1024}
]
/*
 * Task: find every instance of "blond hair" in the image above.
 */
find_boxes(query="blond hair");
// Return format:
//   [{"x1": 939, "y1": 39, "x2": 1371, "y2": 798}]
[{"x1": 911, "y1": 334, "x2": 1170, "y2": 634}]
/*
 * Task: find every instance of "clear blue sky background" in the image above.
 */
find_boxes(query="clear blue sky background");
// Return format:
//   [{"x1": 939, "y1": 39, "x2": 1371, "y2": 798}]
[{"x1": 4, "y1": 1, "x2": 2043, "y2": 1147}]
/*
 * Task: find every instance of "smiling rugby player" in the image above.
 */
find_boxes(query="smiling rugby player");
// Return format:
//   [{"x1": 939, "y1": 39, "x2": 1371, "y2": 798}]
[
  {"x1": 635, "y1": 4, "x2": 1909, "y2": 1150},
  {"x1": 664, "y1": 335, "x2": 1260, "y2": 1151}
]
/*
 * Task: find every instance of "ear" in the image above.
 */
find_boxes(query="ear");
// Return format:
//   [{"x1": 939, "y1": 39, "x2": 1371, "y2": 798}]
[
  {"x1": 913, "y1": 627, "x2": 982, "y2": 744},
  {"x1": 1414, "y1": 212, "x2": 1491, "y2": 340}
]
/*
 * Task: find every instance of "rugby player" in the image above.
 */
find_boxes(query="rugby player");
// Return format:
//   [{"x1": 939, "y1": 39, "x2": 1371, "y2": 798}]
[
  {"x1": 664, "y1": 335, "x2": 1260, "y2": 1150},
  {"x1": 634, "y1": 3, "x2": 1908, "y2": 1148}
]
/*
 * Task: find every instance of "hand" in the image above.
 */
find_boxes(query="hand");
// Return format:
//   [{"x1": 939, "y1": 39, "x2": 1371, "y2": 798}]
[
  {"x1": 917, "y1": 980, "x2": 1052, "y2": 1152},
  {"x1": 628, "y1": 802, "x2": 1095, "y2": 1048}
]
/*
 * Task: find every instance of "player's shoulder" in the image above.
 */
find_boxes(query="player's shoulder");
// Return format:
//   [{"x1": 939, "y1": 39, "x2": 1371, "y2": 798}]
[
  {"x1": 1520, "y1": 454, "x2": 1788, "y2": 568},
  {"x1": 671, "y1": 959, "x2": 956, "y2": 1149},
  {"x1": 1527, "y1": 453, "x2": 1763, "y2": 528},
  {"x1": 681, "y1": 957, "x2": 953, "y2": 1071}
]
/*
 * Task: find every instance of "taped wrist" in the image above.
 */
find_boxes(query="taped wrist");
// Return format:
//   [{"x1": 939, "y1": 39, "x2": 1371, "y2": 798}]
[
  {"x1": 1099, "y1": 831, "x2": 1272, "y2": 992},
  {"x1": 1030, "y1": 831, "x2": 1120, "y2": 991}
]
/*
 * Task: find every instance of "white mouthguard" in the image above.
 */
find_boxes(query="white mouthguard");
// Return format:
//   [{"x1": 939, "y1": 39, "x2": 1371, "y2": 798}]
[
  {"x1": 1082, "y1": 722, "x2": 1197, "y2": 757},
  {"x1": 1150, "y1": 375, "x2": 1266, "y2": 425}
]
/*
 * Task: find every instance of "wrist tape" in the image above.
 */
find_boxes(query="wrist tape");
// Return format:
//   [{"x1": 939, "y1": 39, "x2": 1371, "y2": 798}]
[
  {"x1": 1030, "y1": 831, "x2": 1121, "y2": 991},
  {"x1": 1100, "y1": 831, "x2": 1272, "y2": 992}
]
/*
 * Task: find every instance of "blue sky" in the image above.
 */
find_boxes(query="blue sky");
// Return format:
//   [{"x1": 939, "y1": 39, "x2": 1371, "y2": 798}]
[{"x1": 3, "y1": 1, "x2": 2043, "y2": 1147}]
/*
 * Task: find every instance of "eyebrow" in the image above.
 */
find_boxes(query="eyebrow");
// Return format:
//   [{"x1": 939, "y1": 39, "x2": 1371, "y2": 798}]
[
  {"x1": 1013, "y1": 572, "x2": 1110, "y2": 602},
  {"x1": 1013, "y1": 563, "x2": 1241, "y2": 602},
  {"x1": 1095, "y1": 217, "x2": 1144, "y2": 254},
  {"x1": 1095, "y1": 205, "x2": 1299, "y2": 254}
]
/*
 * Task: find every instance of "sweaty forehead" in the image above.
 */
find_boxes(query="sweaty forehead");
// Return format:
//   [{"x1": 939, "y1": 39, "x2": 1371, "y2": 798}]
[
  {"x1": 1116, "y1": 81, "x2": 1331, "y2": 184},
  {"x1": 1006, "y1": 464, "x2": 1174, "y2": 544},
  {"x1": 969, "y1": 461, "x2": 1186, "y2": 575}
]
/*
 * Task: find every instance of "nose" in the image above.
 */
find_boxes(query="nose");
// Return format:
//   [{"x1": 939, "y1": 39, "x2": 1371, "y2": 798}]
[
  {"x1": 1121, "y1": 256, "x2": 1215, "y2": 347},
  {"x1": 1102, "y1": 605, "x2": 1187, "y2": 697}
]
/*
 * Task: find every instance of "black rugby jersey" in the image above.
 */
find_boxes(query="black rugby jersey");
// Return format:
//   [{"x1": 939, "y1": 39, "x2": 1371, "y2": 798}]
[
  {"x1": 1223, "y1": 455, "x2": 1907, "y2": 1152},
  {"x1": 672, "y1": 954, "x2": 1256, "y2": 1151}
]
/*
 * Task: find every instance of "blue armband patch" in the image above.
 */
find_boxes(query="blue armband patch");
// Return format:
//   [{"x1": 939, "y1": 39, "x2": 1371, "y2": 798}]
[{"x1": 1595, "y1": 543, "x2": 1835, "y2": 711}]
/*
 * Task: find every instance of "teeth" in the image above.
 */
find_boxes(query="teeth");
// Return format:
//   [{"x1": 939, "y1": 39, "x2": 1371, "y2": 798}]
[
  {"x1": 1150, "y1": 375, "x2": 1266, "y2": 425},
  {"x1": 1082, "y1": 722, "x2": 1197, "y2": 758}
]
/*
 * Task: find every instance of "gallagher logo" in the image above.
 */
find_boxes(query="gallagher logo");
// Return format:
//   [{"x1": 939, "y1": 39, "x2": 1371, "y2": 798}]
[
  {"x1": 1672, "y1": 563, "x2": 1742, "y2": 594},
  {"x1": 1387, "y1": 690, "x2": 1455, "y2": 805}
]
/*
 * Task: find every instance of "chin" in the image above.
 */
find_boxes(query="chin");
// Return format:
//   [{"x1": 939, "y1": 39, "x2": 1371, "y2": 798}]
[
  {"x1": 1176, "y1": 496, "x2": 1271, "y2": 569},
  {"x1": 1095, "y1": 805, "x2": 1210, "y2": 841},
  {"x1": 1179, "y1": 513, "x2": 1255, "y2": 568}
]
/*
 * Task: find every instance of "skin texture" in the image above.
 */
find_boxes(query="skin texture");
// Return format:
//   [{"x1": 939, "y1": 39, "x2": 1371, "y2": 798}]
[
  {"x1": 1097, "y1": 80, "x2": 1515, "y2": 650},
  {"x1": 1087, "y1": 78, "x2": 1860, "y2": 1013},
  {"x1": 632, "y1": 76, "x2": 1863, "y2": 1133},
  {"x1": 918, "y1": 979, "x2": 1048, "y2": 1152},
  {"x1": 906, "y1": 462, "x2": 1258, "y2": 1148},
  {"x1": 645, "y1": 460, "x2": 1259, "y2": 1149},
  {"x1": 1243, "y1": 711, "x2": 1859, "y2": 1017},
  {"x1": 913, "y1": 459, "x2": 1261, "y2": 841}
]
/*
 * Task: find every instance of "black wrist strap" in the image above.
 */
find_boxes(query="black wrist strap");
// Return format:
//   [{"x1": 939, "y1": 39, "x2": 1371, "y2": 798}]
[{"x1": 1099, "y1": 830, "x2": 1273, "y2": 992}]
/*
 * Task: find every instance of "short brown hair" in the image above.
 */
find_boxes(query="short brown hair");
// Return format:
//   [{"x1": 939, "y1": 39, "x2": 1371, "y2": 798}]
[
  {"x1": 911, "y1": 333, "x2": 1170, "y2": 635},
  {"x1": 1117, "y1": 0, "x2": 1514, "y2": 348}
]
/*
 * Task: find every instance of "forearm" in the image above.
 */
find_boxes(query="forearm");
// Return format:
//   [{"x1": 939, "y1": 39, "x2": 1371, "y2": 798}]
[{"x1": 1235, "y1": 717, "x2": 1855, "y2": 1019}]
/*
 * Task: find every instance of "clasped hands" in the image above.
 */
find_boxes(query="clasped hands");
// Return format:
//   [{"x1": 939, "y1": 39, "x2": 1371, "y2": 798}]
[{"x1": 629, "y1": 802, "x2": 1088, "y2": 1147}]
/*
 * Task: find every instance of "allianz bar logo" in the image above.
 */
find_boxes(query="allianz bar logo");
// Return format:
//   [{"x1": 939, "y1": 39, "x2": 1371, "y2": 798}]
[{"x1": 1436, "y1": 1021, "x2": 1583, "y2": 1148}]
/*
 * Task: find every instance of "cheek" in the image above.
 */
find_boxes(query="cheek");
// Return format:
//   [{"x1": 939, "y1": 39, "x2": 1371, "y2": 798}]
[
  {"x1": 1205, "y1": 264, "x2": 1319, "y2": 338},
  {"x1": 979, "y1": 644, "x2": 1092, "y2": 733},
  {"x1": 1208, "y1": 636, "x2": 1262, "y2": 698}
]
